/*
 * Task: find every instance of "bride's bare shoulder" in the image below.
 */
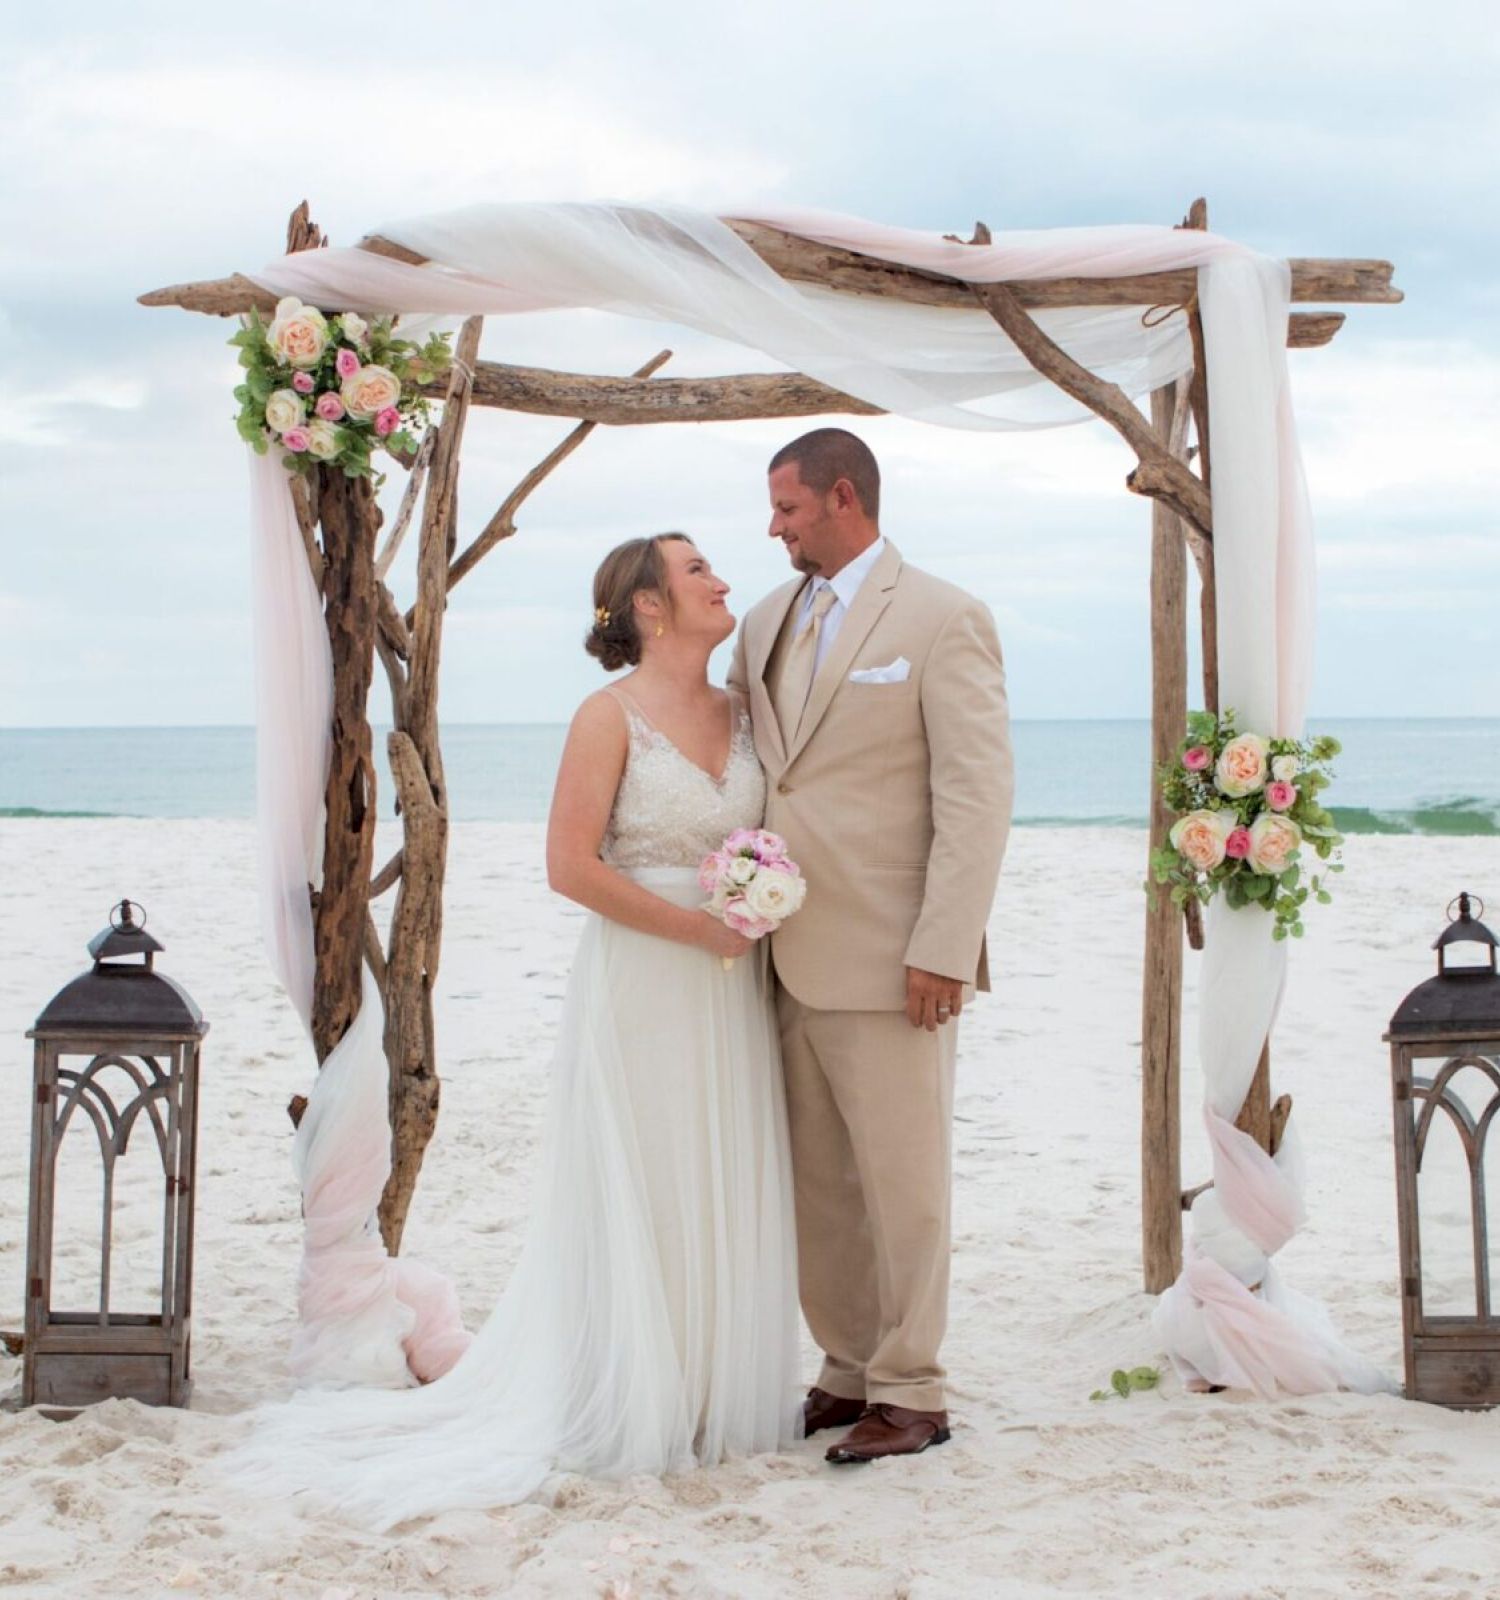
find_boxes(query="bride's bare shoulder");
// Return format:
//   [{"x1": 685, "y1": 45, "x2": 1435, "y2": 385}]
[{"x1": 566, "y1": 687, "x2": 632, "y2": 746}]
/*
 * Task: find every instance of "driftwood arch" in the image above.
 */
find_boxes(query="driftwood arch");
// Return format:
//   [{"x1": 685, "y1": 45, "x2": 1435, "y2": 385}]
[{"x1": 141, "y1": 198, "x2": 1400, "y2": 1284}]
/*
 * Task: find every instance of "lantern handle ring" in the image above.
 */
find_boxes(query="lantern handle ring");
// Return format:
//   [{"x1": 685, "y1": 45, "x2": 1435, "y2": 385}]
[
  {"x1": 1446, "y1": 892, "x2": 1483, "y2": 924},
  {"x1": 110, "y1": 899, "x2": 148, "y2": 934}
]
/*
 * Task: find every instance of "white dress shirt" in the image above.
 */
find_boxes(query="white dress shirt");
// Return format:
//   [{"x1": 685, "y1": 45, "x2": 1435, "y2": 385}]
[{"x1": 795, "y1": 536, "x2": 887, "y2": 674}]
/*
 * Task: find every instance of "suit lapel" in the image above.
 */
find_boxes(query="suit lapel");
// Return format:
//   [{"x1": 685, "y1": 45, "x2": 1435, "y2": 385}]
[
  {"x1": 749, "y1": 577, "x2": 807, "y2": 770},
  {"x1": 785, "y1": 541, "x2": 903, "y2": 768}
]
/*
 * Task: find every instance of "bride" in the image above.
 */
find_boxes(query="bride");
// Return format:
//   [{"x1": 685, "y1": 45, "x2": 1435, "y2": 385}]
[{"x1": 228, "y1": 533, "x2": 801, "y2": 1526}]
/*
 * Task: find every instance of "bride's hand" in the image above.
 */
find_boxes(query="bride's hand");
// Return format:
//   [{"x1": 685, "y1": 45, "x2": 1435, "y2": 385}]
[{"x1": 694, "y1": 913, "x2": 755, "y2": 961}]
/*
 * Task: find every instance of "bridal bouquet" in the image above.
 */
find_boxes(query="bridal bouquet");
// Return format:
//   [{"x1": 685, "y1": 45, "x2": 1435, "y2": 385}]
[
  {"x1": 1150, "y1": 709, "x2": 1343, "y2": 941},
  {"x1": 699, "y1": 829, "x2": 807, "y2": 965},
  {"x1": 230, "y1": 299, "x2": 452, "y2": 480}
]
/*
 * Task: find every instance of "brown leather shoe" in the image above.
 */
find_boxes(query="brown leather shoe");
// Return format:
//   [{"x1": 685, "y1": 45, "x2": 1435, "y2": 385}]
[
  {"x1": 825, "y1": 1403, "x2": 950, "y2": 1463},
  {"x1": 802, "y1": 1387, "x2": 867, "y2": 1437}
]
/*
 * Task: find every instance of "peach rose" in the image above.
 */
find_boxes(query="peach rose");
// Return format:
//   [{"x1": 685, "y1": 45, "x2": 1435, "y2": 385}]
[
  {"x1": 1169, "y1": 809, "x2": 1233, "y2": 872},
  {"x1": 267, "y1": 297, "x2": 329, "y2": 370},
  {"x1": 1246, "y1": 813, "x2": 1302, "y2": 876},
  {"x1": 340, "y1": 364, "x2": 401, "y2": 420},
  {"x1": 1215, "y1": 732, "x2": 1270, "y2": 798}
]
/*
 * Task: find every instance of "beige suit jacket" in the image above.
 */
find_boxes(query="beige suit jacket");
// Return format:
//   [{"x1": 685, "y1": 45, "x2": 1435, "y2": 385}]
[{"x1": 727, "y1": 541, "x2": 1014, "y2": 1012}]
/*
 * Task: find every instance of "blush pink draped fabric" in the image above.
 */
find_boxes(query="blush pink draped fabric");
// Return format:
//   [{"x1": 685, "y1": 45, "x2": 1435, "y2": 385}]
[{"x1": 243, "y1": 201, "x2": 1375, "y2": 1395}]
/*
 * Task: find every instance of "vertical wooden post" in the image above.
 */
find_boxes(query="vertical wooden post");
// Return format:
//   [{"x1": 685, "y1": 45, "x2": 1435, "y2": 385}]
[
  {"x1": 378, "y1": 315, "x2": 484, "y2": 1253},
  {"x1": 1141, "y1": 377, "x2": 1190, "y2": 1291},
  {"x1": 309, "y1": 468, "x2": 381, "y2": 1064}
]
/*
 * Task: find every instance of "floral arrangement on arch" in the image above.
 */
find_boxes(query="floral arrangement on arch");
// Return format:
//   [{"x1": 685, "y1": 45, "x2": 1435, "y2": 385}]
[
  {"x1": 230, "y1": 298, "x2": 452, "y2": 480},
  {"x1": 1150, "y1": 709, "x2": 1343, "y2": 940}
]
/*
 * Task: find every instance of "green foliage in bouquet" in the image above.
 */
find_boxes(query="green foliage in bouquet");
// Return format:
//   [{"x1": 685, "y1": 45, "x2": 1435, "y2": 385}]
[
  {"x1": 230, "y1": 298, "x2": 453, "y2": 482},
  {"x1": 1149, "y1": 708, "x2": 1344, "y2": 941}
]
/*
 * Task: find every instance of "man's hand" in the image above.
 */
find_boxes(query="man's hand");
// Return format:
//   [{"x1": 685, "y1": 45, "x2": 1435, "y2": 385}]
[{"x1": 905, "y1": 966, "x2": 964, "y2": 1031}]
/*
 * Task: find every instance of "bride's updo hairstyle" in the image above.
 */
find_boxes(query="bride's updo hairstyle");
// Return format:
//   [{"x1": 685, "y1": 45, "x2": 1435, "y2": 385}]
[{"x1": 585, "y1": 532, "x2": 693, "y2": 672}]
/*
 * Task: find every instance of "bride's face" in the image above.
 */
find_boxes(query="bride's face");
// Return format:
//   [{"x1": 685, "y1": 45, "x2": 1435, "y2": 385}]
[{"x1": 654, "y1": 539, "x2": 734, "y2": 644}]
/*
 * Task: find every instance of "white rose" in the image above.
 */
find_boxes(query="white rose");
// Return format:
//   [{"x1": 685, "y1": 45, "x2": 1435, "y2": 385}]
[
  {"x1": 264, "y1": 389, "x2": 306, "y2": 433},
  {"x1": 338, "y1": 312, "x2": 369, "y2": 346},
  {"x1": 305, "y1": 419, "x2": 341, "y2": 460},
  {"x1": 1246, "y1": 813, "x2": 1302, "y2": 876},
  {"x1": 1271, "y1": 754, "x2": 1300, "y2": 783},
  {"x1": 1215, "y1": 732, "x2": 1270, "y2": 798},
  {"x1": 744, "y1": 868, "x2": 805, "y2": 923},
  {"x1": 341, "y1": 364, "x2": 402, "y2": 419},
  {"x1": 727, "y1": 856, "x2": 757, "y2": 886},
  {"x1": 267, "y1": 298, "x2": 330, "y2": 369}
]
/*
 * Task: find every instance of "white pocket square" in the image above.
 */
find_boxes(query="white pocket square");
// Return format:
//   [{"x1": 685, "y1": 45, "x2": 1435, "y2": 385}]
[{"x1": 848, "y1": 656, "x2": 910, "y2": 684}]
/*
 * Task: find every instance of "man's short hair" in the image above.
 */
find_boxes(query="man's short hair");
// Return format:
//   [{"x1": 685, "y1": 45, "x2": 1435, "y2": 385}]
[{"x1": 769, "y1": 428, "x2": 880, "y2": 520}]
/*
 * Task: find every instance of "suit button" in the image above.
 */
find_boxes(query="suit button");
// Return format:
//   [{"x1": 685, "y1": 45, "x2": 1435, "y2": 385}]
[{"x1": 777, "y1": 781, "x2": 793, "y2": 795}]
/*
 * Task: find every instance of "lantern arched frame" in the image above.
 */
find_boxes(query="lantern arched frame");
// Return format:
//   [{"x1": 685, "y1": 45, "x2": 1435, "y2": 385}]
[
  {"x1": 1386, "y1": 893, "x2": 1500, "y2": 1409},
  {"x1": 23, "y1": 901, "x2": 208, "y2": 1414}
]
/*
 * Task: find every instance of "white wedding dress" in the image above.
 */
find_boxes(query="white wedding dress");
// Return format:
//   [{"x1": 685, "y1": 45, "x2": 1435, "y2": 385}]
[{"x1": 226, "y1": 693, "x2": 801, "y2": 1528}]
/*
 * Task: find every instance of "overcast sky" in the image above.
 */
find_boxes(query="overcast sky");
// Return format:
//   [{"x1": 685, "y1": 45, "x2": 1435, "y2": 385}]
[{"x1": 4, "y1": 0, "x2": 1496, "y2": 726}]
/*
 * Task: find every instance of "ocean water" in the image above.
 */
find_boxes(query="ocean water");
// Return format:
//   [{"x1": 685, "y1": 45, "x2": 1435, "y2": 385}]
[{"x1": 1, "y1": 719, "x2": 1497, "y2": 834}]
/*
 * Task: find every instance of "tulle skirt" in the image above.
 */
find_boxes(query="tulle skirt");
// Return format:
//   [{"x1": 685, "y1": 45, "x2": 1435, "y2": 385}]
[{"x1": 225, "y1": 869, "x2": 802, "y2": 1528}]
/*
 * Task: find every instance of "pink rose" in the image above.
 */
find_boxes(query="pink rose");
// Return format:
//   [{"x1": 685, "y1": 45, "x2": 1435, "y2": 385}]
[
  {"x1": 749, "y1": 829, "x2": 789, "y2": 862},
  {"x1": 291, "y1": 371, "x2": 316, "y2": 394},
  {"x1": 1182, "y1": 745, "x2": 1211, "y2": 772},
  {"x1": 374, "y1": 407, "x2": 400, "y2": 437},
  {"x1": 1264, "y1": 780, "x2": 1297, "y2": 812},
  {"x1": 335, "y1": 347, "x2": 361, "y2": 380},
  {"x1": 1168, "y1": 808, "x2": 1232, "y2": 873},
  {"x1": 1246, "y1": 814, "x2": 1302, "y2": 876},
  {"x1": 722, "y1": 897, "x2": 775, "y2": 939},
  {"x1": 698, "y1": 850, "x2": 731, "y2": 893},
  {"x1": 1225, "y1": 826, "x2": 1252, "y2": 860},
  {"x1": 315, "y1": 392, "x2": 345, "y2": 422},
  {"x1": 724, "y1": 828, "x2": 760, "y2": 853},
  {"x1": 281, "y1": 426, "x2": 310, "y2": 453}
]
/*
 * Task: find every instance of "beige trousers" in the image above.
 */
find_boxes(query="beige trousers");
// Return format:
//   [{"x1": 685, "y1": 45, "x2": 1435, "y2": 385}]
[{"x1": 776, "y1": 988, "x2": 957, "y2": 1413}]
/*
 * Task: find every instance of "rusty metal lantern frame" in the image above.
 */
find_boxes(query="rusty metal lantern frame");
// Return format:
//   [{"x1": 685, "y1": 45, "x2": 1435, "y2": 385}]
[
  {"x1": 23, "y1": 901, "x2": 208, "y2": 1413},
  {"x1": 1386, "y1": 893, "x2": 1500, "y2": 1409}
]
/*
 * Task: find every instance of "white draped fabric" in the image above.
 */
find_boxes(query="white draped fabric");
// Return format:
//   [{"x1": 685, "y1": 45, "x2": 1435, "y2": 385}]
[{"x1": 242, "y1": 201, "x2": 1379, "y2": 1396}]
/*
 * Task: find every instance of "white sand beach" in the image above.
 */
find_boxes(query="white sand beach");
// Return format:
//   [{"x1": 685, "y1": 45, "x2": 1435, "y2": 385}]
[{"x1": 3, "y1": 818, "x2": 1499, "y2": 1600}]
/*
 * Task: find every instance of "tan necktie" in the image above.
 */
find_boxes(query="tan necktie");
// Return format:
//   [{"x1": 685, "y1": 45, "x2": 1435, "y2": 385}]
[{"x1": 774, "y1": 584, "x2": 838, "y2": 745}]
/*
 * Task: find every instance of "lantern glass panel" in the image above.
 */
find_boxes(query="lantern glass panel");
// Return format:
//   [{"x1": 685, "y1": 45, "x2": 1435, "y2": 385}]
[
  {"x1": 50, "y1": 1112, "x2": 104, "y2": 1312},
  {"x1": 1411, "y1": 1056, "x2": 1500, "y2": 1322}
]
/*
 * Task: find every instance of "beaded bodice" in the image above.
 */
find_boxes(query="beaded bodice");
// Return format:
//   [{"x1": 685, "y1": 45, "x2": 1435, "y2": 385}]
[{"x1": 600, "y1": 692, "x2": 766, "y2": 870}]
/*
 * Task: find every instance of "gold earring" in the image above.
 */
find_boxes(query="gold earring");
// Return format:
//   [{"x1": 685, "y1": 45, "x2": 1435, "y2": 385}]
[{"x1": 655, "y1": 623, "x2": 665, "y2": 638}]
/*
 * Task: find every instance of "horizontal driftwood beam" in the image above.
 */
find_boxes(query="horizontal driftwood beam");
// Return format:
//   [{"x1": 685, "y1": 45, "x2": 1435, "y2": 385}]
[
  {"x1": 453, "y1": 361, "x2": 880, "y2": 422},
  {"x1": 724, "y1": 224, "x2": 1401, "y2": 308},
  {"x1": 139, "y1": 219, "x2": 1398, "y2": 325}
]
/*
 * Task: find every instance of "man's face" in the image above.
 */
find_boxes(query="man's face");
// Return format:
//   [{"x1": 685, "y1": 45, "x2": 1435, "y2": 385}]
[{"x1": 768, "y1": 463, "x2": 836, "y2": 575}]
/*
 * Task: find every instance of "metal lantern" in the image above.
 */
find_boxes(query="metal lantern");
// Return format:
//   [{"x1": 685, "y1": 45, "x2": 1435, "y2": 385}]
[
  {"x1": 1386, "y1": 892, "x2": 1500, "y2": 1408},
  {"x1": 23, "y1": 901, "x2": 207, "y2": 1412}
]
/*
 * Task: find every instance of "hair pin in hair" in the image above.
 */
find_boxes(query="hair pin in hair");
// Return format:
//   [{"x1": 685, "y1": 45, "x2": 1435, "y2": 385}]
[{"x1": 593, "y1": 605, "x2": 611, "y2": 629}]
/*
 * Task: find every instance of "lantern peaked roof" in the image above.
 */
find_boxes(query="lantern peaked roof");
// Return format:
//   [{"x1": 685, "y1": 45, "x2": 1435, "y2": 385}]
[
  {"x1": 1388, "y1": 894, "x2": 1500, "y2": 1041},
  {"x1": 30, "y1": 902, "x2": 207, "y2": 1039}
]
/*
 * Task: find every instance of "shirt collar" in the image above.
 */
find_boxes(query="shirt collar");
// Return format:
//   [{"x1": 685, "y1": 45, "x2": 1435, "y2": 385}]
[{"x1": 811, "y1": 535, "x2": 886, "y2": 611}]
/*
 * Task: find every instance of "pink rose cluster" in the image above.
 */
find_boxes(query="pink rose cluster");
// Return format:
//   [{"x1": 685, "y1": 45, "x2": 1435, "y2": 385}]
[{"x1": 698, "y1": 828, "x2": 807, "y2": 939}]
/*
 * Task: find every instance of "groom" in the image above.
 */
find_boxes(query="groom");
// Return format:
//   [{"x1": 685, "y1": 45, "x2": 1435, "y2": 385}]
[{"x1": 728, "y1": 428, "x2": 1014, "y2": 1464}]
